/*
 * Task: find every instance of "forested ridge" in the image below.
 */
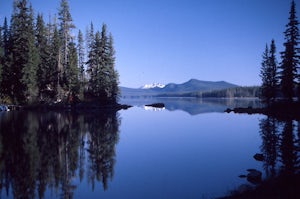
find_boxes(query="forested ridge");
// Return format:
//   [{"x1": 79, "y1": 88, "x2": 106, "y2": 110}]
[{"x1": 0, "y1": 0, "x2": 119, "y2": 105}]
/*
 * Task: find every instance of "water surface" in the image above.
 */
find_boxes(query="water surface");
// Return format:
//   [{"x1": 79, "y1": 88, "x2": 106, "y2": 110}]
[{"x1": 0, "y1": 98, "x2": 297, "y2": 198}]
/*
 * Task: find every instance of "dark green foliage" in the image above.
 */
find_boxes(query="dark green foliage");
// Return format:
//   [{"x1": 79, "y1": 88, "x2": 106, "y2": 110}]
[
  {"x1": 86, "y1": 24, "x2": 120, "y2": 104},
  {"x1": 49, "y1": 25, "x2": 61, "y2": 100},
  {"x1": 36, "y1": 14, "x2": 54, "y2": 101},
  {"x1": 260, "y1": 40, "x2": 278, "y2": 104},
  {"x1": 0, "y1": 25, "x2": 3, "y2": 86},
  {"x1": 58, "y1": 0, "x2": 76, "y2": 101},
  {"x1": 65, "y1": 41, "x2": 79, "y2": 94},
  {"x1": 77, "y1": 30, "x2": 85, "y2": 100},
  {"x1": 0, "y1": 0, "x2": 119, "y2": 105},
  {"x1": 107, "y1": 34, "x2": 120, "y2": 103},
  {"x1": 0, "y1": 17, "x2": 13, "y2": 102},
  {"x1": 279, "y1": 0, "x2": 300, "y2": 100},
  {"x1": 155, "y1": 86, "x2": 260, "y2": 98},
  {"x1": 10, "y1": 0, "x2": 39, "y2": 104},
  {"x1": 200, "y1": 86, "x2": 260, "y2": 98}
]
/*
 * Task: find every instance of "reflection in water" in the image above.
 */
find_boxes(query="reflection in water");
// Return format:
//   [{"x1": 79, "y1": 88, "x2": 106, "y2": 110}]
[
  {"x1": 259, "y1": 117, "x2": 279, "y2": 178},
  {"x1": 121, "y1": 97, "x2": 263, "y2": 115},
  {"x1": 225, "y1": 116, "x2": 300, "y2": 198},
  {"x1": 259, "y1": 117, "x2": 300, "y2": 178},
  {"x1": 0, "y1": 111, "x2": 120, "y2": 199}
]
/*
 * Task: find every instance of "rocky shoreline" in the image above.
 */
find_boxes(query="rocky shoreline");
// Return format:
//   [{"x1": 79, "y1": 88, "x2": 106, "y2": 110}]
[
  {"x1": 0, "y1": 102, "x2": 132, "y2": 112},
  {"x1": 225, "y1": 101, "x2": 300, "y2": 119}
]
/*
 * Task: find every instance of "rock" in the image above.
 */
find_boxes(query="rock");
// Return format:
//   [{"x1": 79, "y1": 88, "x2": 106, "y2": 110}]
[
  {"x1": 237, "y1": 184, "x2": 253, "y2": 194},
  {"x1": 225, "y1": 108, "x2": 232, "y2": 113},
  {"x1": 239, "y1": 175, "x2": 247, "y2": 178},
  {"x1": 145, "y1": 103, "x2": 165, "y2": 108},
  {"x1": 0, "y1": 105, "x2": 9, "y2": 112},
  {"x1": 246, "y1": 169, "x2": 262, "y2": 184},
  {"x1": 253, "y1": 153, "x2": 264, "y2": 161}
]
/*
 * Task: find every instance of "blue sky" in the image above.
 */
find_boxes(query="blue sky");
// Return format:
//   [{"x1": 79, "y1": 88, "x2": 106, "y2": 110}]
[{"x1": 0, "y1": 0, "x2": 299, "y2": 88}]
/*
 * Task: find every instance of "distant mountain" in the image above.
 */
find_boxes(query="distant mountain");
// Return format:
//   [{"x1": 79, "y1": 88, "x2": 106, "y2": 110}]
[
  {"x1": 158, "y1": 79, "x2": 238, "y2": 93},
  {"x1": 141, "y1": 83, "x2": 165, "y2": 89},
  {"x1": 120, "y1": 79, "x2": 238, "y2": 97}
]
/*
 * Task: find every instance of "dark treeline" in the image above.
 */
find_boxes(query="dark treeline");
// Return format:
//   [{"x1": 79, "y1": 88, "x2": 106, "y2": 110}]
[
  {"x1": 158, "y1": 86, "x2": 260, "y2": 98},
  {"x1": 196, "y1": 86, "x2": 260, "y2": 98},
  {"x1": 0, "y1": 111, "x2": 120, "y2": 198},
  {"x1": 260, "y1": 0, "x2": 300, "y2": 104},
  {"x1": 0, "y1": 0, "x2": 119, "y2": 105}
]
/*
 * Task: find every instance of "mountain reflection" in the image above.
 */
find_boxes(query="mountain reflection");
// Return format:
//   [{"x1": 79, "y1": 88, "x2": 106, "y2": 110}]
[{"x1": 0, "y1": 110, "x2": 120, "y2": 199}]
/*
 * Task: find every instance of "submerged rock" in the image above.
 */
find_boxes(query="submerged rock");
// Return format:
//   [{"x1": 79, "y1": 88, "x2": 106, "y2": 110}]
[
  {"x1": 0, "y1": 105, "x2": 9, "y2": 112},
  {"x1": 246, "y1": 169, "x2": 262, "y2": 184},
  {"x1": 253, "y1": 153, "x2": 264, "y2": 161},
  {"x1": 144, "y1": 103, "x2": 165, "y2": 108}
]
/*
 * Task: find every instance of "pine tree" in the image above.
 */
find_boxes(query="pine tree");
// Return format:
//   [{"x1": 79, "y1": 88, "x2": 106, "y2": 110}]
[
  {"x1": 87, "y1": 31, "x2": 102, "y2": 99},
  {"x1": 10, "y1": 0, "x2": 39, "y2": 104},
  {"x1": 0, "y1": 17, "x2": 13, "y2": 102},
  {"x1": 269, "y1": 40, "x2": 279, "y2": 91},
  {"x1": 49, "y1": 23, "x2": 61, "y2": 100},
  {"x1": 280, "y1": 0, "x2": 300, "y2": 101},
  {"x1": 58, "y1": 0, "x2": 75, "y2": 96},
  {"x1": 107, "y1": 33, "x2": 119, "y2": 104},
  {"x1": 0, "y1": 25, "x2": 3, "y2": 89},
  {"x1": 65, "y1": 41, "x2": 79, "y2": 96},
  {"x1": 260, "y1": 40, "x2": 278, "y2": 104},
  {"x1": 21, "y1": 4, "x2": 39, "y2": 103},
  {"x1": 77, "y1": 30, "x2": 85, "y2": 99},
  {"x1": 36, "y1": 14, "x2": 52, "y2": 101},
  {"x1": 86, "y1": 24, "x2": 119, "y2": 103},
  {"x1": 261, "y1": 44, "x2": 271, "y2": 102},
  {"x1": 86, "y1": 22, "x2": 94, "y2": 57}
]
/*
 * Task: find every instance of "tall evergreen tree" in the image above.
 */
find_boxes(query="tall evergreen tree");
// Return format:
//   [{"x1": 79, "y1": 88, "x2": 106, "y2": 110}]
[
  {"x1": 269, "y1": 40, "x2": 279, "y2": 91},
  {"x1": 280, "y1": 0, "x2": 300, "y2": 101},
  {"x1": 36, "y1": 14, "x2": 52, "y2": 100},
  {"x1": 87, "y1": 31, "x2": 102, "y2": 98},
  {"x1": 58, "y1": 0, "x2": 75, "y2": 96},
  {"x1": 86, "y1": 22, "x2": 94, "y2": 57},
  {"x1": 86, "y1": 24, "x2": 119, "y2": 103},
  {"x1": 21, "y1": 4, "x2": 39, "y2": 103},
  {"x1": 65, "y1": 41, "x2": 79, "y2": 96},
  {"x1": 10, "y1": 0, "x2": 39, "y2": 104},
  {"x1": 0, "y1": 25, "x2": 3, "y2": 88},
  {"x1": 260, "y1": 40, "x2": 278, "y2": 104},
  {"x1": 0, "y1": 17, "x2": 12, "y2": 101},
  {"x1": 77, "y1": 30, "x2": 85, "y2": 99},
  {"x1": 107, "y1": 33, "x2": 119, "y2": 103},
  {"x1": 49, "y1": 23, "x2": 61, "y2": 100}
]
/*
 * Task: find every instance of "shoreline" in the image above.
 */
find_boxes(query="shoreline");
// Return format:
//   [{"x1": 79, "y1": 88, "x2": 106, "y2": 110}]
[{"x1": 225, "y1": 101, "x2": 300, "y2": 120}]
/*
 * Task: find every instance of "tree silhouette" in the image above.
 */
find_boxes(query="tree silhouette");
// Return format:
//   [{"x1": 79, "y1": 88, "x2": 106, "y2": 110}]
[
  {"x1": 260, "y1": 40, "x2": 278, "y2": 104},
  {"x1": 280, "y1": 0, "x2": 300, "y2": 101},
  {"x1": 259, "y1": 117, "x2": 279, "y2": 178}
]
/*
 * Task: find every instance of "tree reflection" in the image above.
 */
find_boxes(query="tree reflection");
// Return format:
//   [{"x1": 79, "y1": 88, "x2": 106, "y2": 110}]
[
  {"x1": 259, "y1": 116, "x2": 300, "y2": 177},
  {"x1": 259, "y1": 117, "x2": 279, "y2": 178},
  {"x1": 0, "y1": 110, "x2": 120, "y2": 199}
]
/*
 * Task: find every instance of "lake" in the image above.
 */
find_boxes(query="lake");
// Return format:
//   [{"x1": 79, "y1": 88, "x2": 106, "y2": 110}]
[{"x1": 0, "y1": 98, "x2": 298, "y2": 199}]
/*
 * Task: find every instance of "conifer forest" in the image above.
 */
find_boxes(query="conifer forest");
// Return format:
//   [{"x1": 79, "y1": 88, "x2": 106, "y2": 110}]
[{"x1": 0, "y1": 0, "x2": 119, "y2": 105}]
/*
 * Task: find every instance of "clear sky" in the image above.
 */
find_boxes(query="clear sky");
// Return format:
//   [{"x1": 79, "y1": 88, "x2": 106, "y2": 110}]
[{"x1": 0, "y1": 0, "x2": 299, "y2": 88}]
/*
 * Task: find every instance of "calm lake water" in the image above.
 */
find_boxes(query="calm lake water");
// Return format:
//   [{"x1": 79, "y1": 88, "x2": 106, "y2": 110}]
[{"x1": 0, "y1": 98, "x2": 298, "y2": 199}]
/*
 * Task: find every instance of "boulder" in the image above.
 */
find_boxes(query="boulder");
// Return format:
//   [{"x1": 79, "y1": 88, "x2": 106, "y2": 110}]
[
  {"x1": 246, "y1": 169, "x2": 262, "y2": 184},
  {"x1": 253, "y1": 153, "x2": 264, "y2": 161},
  {"x1": 0, "y1": 105, "x2": 9, "y2": 112}
]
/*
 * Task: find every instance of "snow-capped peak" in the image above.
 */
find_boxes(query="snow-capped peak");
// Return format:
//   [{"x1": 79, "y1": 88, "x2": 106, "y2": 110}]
[{"x1": 142, "y1": 83, "x2": 165, "y2": 89}]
